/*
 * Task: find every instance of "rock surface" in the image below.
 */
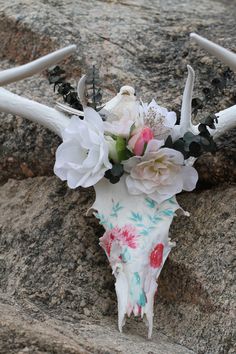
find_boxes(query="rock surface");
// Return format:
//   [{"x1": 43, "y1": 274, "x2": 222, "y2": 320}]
[{"x1": 0, "y1": 0, "x2": 235, "y2": 353}]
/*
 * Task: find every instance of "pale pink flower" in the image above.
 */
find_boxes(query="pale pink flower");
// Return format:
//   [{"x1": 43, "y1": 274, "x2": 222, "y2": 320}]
[
  {"x1": 123, "y1": 140, "x2": 198, "y2": 203},
  {"x1": 139, "y1": 100, "x2": 176, "y2": 141}
]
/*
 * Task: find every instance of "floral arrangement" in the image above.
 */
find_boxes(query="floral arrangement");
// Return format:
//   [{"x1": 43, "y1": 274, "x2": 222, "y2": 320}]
[
  {"x1": 0, "y1": 32, "x2": 235, "y2": 339},
  {"x1": 53, "y1": 87, "x2": 199, "y2": 198}
]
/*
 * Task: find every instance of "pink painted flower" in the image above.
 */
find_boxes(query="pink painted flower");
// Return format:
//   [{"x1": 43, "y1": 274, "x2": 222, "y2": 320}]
[
  {"x1": 150, "y1": 243, "x2": 164, "y2": 268},
  {"x1": 119, "y1": 225, "x2": 138, "y2": 248},
  {"x1": 100, "y1": 224, "x2": 138, "y2": 256},
  {"x1": 128, "y1": 126, "x2": 154, "y2": 156}
]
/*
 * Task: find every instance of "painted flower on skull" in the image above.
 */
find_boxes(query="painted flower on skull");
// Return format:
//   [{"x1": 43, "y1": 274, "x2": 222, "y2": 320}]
[
  {"x1": 100, "y1": 224, "x2": 138, "y2": 257},
  {"x1": 150, "y1": 243, "x2": 164, "y2": 268}
]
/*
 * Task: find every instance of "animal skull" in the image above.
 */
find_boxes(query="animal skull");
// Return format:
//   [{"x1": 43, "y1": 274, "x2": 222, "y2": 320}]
[{"x1": 0, "y1": 34, "x2": 235, "y2": 337}]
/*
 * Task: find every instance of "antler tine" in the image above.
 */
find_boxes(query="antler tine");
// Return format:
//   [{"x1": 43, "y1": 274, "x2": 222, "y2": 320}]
[
  {"x1": 175, "y1": 63, "x2": 236, "y2": 142},
  {"x1": 189, "y1": 33, "x2": 236, "y2": 139},
  {"x1": 77, "y1": 75, "x2": 88, "y2": 108},
  {"x1": 190, "y1": 33, "x2": 236, "y2": 71},
  {"x1": 172, "y1": 65, "x2": 198, "y2": 141},
  {"x1": 0, "y1": 45, "x2": 77, "y2": 86},
  {"x1": 0, "y1": 45, "x2": 78, "y2": 136},
  {"x1": 211, "y1": 105, "x2": 236, "y2": 139},
  {"x1": 0, "y1": 87, "x2": 70, "y2": 137},
  {"x1": 180, "y1": 65, "x2": 198, "y2": 136}
]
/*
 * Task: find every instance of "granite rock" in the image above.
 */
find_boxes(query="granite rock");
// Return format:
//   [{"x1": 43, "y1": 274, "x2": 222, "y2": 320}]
[{"x1": 0, "y1": 0, "x2": 235, "y2": 353}]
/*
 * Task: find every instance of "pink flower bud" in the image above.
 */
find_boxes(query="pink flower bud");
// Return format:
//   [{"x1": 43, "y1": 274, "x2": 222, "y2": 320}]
[{"x1": 128, "y1": 127, "x2": 154, "y2": 156}]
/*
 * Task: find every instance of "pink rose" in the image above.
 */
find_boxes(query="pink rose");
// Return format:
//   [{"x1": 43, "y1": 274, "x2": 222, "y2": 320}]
[{"x1": 128, "y1": 126, "x2": 154, "y2": 156}]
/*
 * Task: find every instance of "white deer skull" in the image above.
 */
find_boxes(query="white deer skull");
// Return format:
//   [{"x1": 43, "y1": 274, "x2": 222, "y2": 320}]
[{"x1": 0, "y1": 34, "x2": 235, "y2": 338}]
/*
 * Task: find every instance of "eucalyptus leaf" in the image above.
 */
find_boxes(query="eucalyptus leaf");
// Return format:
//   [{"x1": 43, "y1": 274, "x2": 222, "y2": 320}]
[
  {"x1": 47, "y1": 66, "x2": 83, "y2": 114},
  {"x1": 183, "y1": 132, "x2": 195, "y2": 142},
  {"x1": 189, "y1": 142, "x2": 202, "y2": 157},
  {"x1": 85, "y1": 65, "x2": 103, "y2": 111},
  {"x1": 164, "y1": 135, "x2": 173, "y2": 148},
  {"x1": 104, "y1": 163, "x2": 124, "y2": 184}
]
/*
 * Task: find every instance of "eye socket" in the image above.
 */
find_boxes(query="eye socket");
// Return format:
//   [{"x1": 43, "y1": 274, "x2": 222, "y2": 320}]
[{"x1": 134, "y1": 91, "x2": 136, "y2": 96}]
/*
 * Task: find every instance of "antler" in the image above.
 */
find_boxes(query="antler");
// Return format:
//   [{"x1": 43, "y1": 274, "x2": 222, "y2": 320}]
[
  {"x1": 190, "y1": 33, "x2": 236, "y2": 71},
  {"x1": 0, "y1": 45, "x2": 76, "y2": 137},
  {"x1": 179, "y1": 65, "x2": 198, "y2": 136},
  {"x1": 176, "y1": 34, "x2": 236, "y2": 140},
  {"x1": 1, "y1": 35, "x2": 235, "y2": 140}
]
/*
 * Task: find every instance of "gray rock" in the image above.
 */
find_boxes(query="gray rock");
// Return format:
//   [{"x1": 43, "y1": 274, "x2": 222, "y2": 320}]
[{"x1": 0, "y1": 0, "x2": 235, "y2": 353}]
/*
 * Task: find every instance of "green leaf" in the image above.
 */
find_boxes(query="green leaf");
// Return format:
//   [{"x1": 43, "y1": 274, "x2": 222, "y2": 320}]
[{"x1": 116, "y1": 137, "x2": 127, "y2": 162}]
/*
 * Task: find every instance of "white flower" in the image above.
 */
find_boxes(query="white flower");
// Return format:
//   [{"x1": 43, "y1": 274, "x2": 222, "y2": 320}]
[
  {"x1": 103, "y1": 119, "x2": 134, "y2": 138},
  {"x1": 54, "y1": 107, "x2": 112, "y2": 188},
  {"x1": 123, "y1": 140, "x2": 198, "y2": 203},
  {"x1": 139, "y1": 100, "x2": 176, "y2": 140}
]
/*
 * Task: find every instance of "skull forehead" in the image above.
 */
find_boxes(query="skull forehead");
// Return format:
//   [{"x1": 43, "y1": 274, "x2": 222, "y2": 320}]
[{"x1": 119, "y1": 86, "x2": 135, "y2": 95}]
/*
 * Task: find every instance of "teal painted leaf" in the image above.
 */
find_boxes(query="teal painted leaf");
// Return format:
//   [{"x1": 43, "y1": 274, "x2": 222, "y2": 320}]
[
  {"x1": 121, "y1": 248, "x2": 131, "y2": 263},
  {"x1": 168, "y1": 197, "x2": 177, "y2": 205},
  {"x1": 140, "y1": 229, "x2": 149, "y2": 236},
  {"x1": 145, "y1": 197, "x2": 157, "y2": 209},
  {"x1": 162, "y1": 209, "x2": 175, "y2": 217},
  {"x1": 111, "y1": 201, "x2": 123, "y2": 217},
  {"x1": 138, "y1": 290, "x2": 147, "y2": 307},
  {"x1": 130, "y1": 212, "x2": 143, "y2": 222},
  {"x1": 133, "y1": 272, "x2": 141, "y2": 285},
  {"x1": 136, "y1": 223, "x2": 145, "y2": 228},
  {"x1": 148, "y1": 214, "x2": 163, "y2": 224}
]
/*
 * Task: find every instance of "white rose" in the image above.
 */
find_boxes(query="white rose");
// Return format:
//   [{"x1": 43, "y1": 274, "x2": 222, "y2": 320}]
[
  {"x1": 103, "y1": 119, "x2": 134, "y2": 138},
  {"x1": 123, "y1": 140, "x2": 198, "y2": 203},
  {"x1": 54, "y1": 107, "x2": 112, "y2": 188}
]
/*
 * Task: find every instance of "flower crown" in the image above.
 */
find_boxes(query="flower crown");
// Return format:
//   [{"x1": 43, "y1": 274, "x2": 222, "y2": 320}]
[{"x1": 48, "y1": 61, "x2": 223, "y2": 203}]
